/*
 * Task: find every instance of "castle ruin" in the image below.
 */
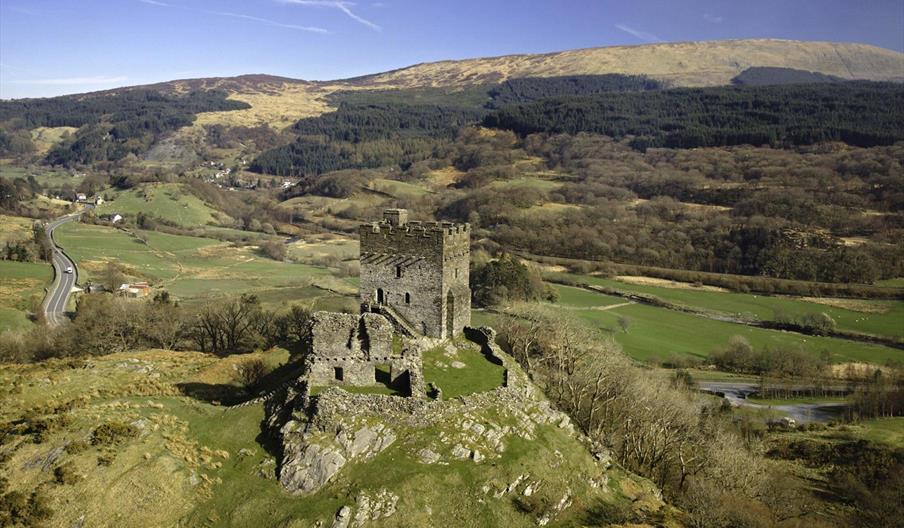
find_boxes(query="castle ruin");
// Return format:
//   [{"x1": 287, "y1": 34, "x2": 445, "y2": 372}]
[
  {"x1": 300, "y1": 209, "x2": 470, "y2": 393},
  {"x1": 359, "y1": 209, "x2": 471, "y2": 340}
]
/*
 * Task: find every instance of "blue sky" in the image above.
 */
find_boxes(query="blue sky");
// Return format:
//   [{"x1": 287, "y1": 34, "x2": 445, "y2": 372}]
[{"x1": 1, "y1": 0, "x2": 902, "y2": 99}]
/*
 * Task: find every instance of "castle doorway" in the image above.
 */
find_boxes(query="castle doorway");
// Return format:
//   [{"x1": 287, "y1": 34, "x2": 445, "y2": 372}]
[
  {"x1": 376, "y1": 288, "x2": 385, "y2": 305},
  {"x1": 446, "y1": 291, "x2": 455, "y2": 338},
  {"x1": 334, "y1": 367, "x2": 344, "y2": 381}
]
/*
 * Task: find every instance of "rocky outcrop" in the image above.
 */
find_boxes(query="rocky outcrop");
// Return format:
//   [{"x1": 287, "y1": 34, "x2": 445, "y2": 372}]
[{"x1": 279, "y1": 422, "x2": 397, "y2": 494}]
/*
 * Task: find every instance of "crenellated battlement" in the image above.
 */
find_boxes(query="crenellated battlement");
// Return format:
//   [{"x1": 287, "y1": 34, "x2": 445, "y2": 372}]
[{"x1": 360, "y1": 219, "x2": 470, "y2": 238}]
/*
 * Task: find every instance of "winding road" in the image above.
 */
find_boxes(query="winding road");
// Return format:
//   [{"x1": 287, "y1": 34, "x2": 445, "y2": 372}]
[
  {"x1": 42, "y1": 210, "x2": 86, "y2": 326},
  {"x1": 697, "y1": 381, "x2": 849, "y2": 423}
]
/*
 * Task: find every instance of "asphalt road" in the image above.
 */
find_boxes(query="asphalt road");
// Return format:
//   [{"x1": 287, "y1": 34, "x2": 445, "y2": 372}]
[
  {"x1": 697, "y1": 381, "x2": 849, "y2": 423},
  {"x1": 42, "y1": 211, "x2": 85, "y2": 326}
]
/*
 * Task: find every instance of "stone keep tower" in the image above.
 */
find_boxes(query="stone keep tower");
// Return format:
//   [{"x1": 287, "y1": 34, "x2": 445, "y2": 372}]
[{"x1": 359, "y1": 209, "x2": 470, "y2": 339}]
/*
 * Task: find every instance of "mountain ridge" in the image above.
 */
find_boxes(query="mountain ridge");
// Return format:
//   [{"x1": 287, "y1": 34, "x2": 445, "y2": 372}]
[{"x1": 7, "y1": 38, "x2": 903, "y2": 101}]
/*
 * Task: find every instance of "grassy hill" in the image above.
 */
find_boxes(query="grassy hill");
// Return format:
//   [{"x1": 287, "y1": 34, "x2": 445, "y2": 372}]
[
  {"x1": 42, "y1": 39, "x2": 900, "y2": 131},
  {"x1": 97, "y1": 183, "x2": 230, "y2": 228},
  {"x1": 347, "y1": 39, "x2": 904, "y2": 88},
  {"x1": 0, "y1": 348, "x2": 680, "y2": 527}
]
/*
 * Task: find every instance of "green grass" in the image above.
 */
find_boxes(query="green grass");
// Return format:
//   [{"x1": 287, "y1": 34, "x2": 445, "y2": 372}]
[
  {"x1": 422, "y1": 340, "x2": 506, "y2": 399},
  {"x1": 552, "y1": 284, "x2": 627, "y2": 308},
  {"x1": 776, "y1": 417, "x2": 904, "y2": 448},
  {"x1": 876, "y1": 278, "x2": 904, "y2": 288},
  {"x1": 54, "y1": 222, "x2": 350, "y2": 304},
  {"x1": 574, "y1": 302, "x2": 899, "y2": 365},
  {"x1": 0, "y1": 260, "x2": 51, "y2": 331},
  {"x1": 548, "y1": 272, "x2": 904, "y2": 339},
  {"x1": 541, "y1": 281, "x2": 903, "y2": 366},
  {"x1": 0, "y1": 164, "x2": 81, "y2": 188},
  {"x1": 97, "y1": 183, "x2": 228, "y2": 227}
]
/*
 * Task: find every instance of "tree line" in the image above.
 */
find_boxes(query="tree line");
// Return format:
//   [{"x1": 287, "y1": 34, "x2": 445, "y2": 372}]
[
  {"x1": 0, "y1": 90, "x2": 249, "y2": 166},
  {"x1": 483, "y1": 82, "x2": 904, "y2": 150},
  {"x1": 0, "y1": 292, "x2": 312, "y2": 363}
]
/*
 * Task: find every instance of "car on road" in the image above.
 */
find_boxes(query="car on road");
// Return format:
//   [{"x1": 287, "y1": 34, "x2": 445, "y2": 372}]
[{"x1": 64, "y1": 266, "x2": 73, "y2": 274}]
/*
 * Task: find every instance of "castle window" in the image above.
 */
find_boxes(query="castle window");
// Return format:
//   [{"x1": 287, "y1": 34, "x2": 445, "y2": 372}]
[
  {"x1": 334, "y1": 367, "x2": 344, "y2": 381},
  {"x1": 396, "y1": 265, "x2": 402, "y2": 278},
  {"x1": 405, "y1": 292, "x2": 411, "y2": 304},
  {"x1": 455, "y1": 268, "x2": 459, "y2": 278}
]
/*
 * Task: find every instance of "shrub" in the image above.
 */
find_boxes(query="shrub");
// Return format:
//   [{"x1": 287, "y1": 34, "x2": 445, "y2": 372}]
[
  {"x1": 258, "y1": 240, "x2": 287, "y2": 261},
  {"x1": 54, "y1": 462, "x2": 80, "y2": 485},
  {"x1": 64, "y1": 440, "x2": 89, "y2": 454},
  {"x1": 90, "y1": 422, "x2": 139, "y2": 446},
  {"x1": 0, "y1": 490, "x2": 53, "y2": 527},
  {"x1": 236, "y1": 358, "x2": 269, "y2": 392}
]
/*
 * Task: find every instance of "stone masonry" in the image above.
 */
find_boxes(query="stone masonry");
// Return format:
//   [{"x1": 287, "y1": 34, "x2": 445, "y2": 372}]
[
  {"x1": 302, "y1": 311, "x2": 423, "y2": 395},
  {"x1": 359, "y1": 209, "x2": 471, "y2": 339}
]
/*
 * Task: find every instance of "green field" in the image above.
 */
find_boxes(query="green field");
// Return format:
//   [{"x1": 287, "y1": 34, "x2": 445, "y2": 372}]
[
  {"x1": 97, "y1": 183, "x2": 229, "y2": 227},
  {"x1": 0, "y1": 163, "x2": 82, "y2": 189},
  {"x1": 0, "y1": 260, "x2": 51, "y2": 331},
  {"x1": 547, "y1": 272, "x2": 904, "y2": 340},
  {"x1": 54, "y1": 222, "x2": 354, "y2": 306},
  {"x1": 543, "y1": 284, "x2": 902, "y2": 366},
  {"x1": 876, "y1": 278, "x2": 904, "y2": 288}
]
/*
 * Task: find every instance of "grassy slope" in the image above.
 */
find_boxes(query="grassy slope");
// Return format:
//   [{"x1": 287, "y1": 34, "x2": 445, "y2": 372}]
[
  {"x1": 97, "y1": 183, "x2": 228, "y2": 228},
  {"x1": 549, "y1": 272, "x2": 904, "y2": 339},
  {"x1": 53, "y1": 222, "x2": 356, "y2": 308},
  {"x1": 0, "y1": 260, "x2": 51, "y2": 331},
  {"x1": 0, "y1": 214, "x2": 34, "y2": 244},
  {"x1": 0, "y1": 164, "x2": 82, "y2": 189},
  {"x1": 0, "y1": 349, "x2": 664, "y2": 527}
]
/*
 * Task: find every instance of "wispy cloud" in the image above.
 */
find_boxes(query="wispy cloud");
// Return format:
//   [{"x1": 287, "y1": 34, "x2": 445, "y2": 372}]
[
  {"x1": 703, "y1": 13, "x2": 724, "y2": 24},
  {"x1": 278, "y1": 0, "x2": 381, "y2": 31},
  {"x1": 12, "y1": 76, "x2": 129, "y2": 86},
  {"x1": 215, "y1": 12, "x2": 329, "y2": 33},
  {"x1": 615, "y1": 23, "x2": 662, "y2": 43},
  {"x1": 135, "y1": 0, "x2": 329, "y2": 33}
]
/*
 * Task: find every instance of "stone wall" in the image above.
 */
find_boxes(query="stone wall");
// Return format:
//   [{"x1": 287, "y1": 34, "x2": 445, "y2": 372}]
[
  {"x1": 303, "y1": 311, "x2": 420, "y2": 391},
  {"x1": 359, "y1": 209, "x2": 471, "y2": 339}
]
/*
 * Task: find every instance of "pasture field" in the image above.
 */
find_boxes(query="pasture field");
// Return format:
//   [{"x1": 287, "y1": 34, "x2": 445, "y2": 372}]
[
  {"x1": 98, "y1": 183, "x2": 230, "y2": 227},
  {"x1": 0, "y1": 163, "x2": 82, "y2": 189},
  {"x1": 0, "y1": 260, "x2": 51, "y2": 331},
  {"x1": 545, "y1": 284, "x2": 902, "y2": 366},
  {"x1": 547, "y1": 272, "x2": 904, "y2": 339},
  {"x1": 876, "y1": 278, "x2": 904, "y2": 288},
  {"x1": 53, "y1": 222, "x2": 355, "y2": 307},
  {"x1": 0, "y1": 214, "x2": 34, "y2": 244},
  {"x1": 772, "y1": 418, "x2": 904, "y2": 448}
]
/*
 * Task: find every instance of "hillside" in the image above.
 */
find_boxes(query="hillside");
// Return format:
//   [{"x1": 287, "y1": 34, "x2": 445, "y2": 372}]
[
  {"x1": 6, "y1": 39, "x2": 898, "y2": 131},
  {"x1": 0, "y1": 347, "x2": 680, "y2": 527},
  {"x1": 345, "y1": 39, "x2": 904, "y2": 89}
]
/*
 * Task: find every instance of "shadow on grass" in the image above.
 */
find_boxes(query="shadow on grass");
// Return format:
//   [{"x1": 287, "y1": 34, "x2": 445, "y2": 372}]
[
  {"x1": 581, "y1": 500, "x2": 638, "y2": 525},
  {"x1": 176, "y1": 382, "x2": 248, "y2": 406}
]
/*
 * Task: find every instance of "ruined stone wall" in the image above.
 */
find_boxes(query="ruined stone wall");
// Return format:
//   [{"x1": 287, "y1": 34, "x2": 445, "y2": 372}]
[
  {"x1": 359, "y1": 217, "x2": 471, "y2": 339},
  {"x1": 304, "y1": 311, "x2": 409, "y2": 387}
]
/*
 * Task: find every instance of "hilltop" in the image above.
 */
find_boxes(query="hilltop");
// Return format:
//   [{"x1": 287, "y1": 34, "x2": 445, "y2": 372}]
[
  {"x1": 342, "y1": 39, "x2": 904, "y2": 88},
  {"x1": 6, "y1": 39, "x2": 901, "y2": 129}
]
